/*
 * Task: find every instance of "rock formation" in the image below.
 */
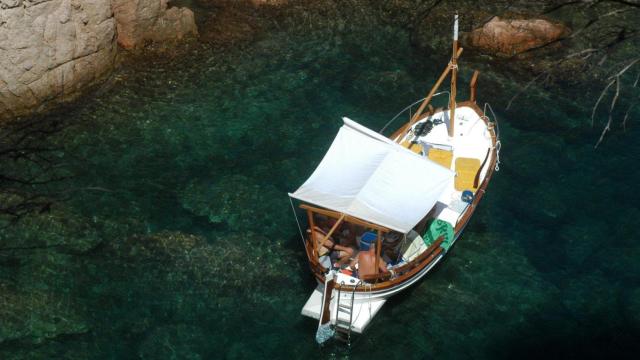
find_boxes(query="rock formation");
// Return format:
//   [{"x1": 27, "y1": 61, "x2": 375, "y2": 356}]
[
  {"x1": 0, "y1": 0, "x2": 198, "y2": 122},
  {"x1": 111, "y1": 0, "x2": 198, "y2": 49},
  {"x1": 464, "y1": 16, "x2": 570, "y2": 57},
  {"x1": 0, "y1": 0, "x2": 118, "y2": 121}
]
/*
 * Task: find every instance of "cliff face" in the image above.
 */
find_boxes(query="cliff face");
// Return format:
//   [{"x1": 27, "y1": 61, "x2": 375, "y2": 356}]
[
  {"x1": 0, "y1": 0, "x2": 198, "y2": 122},
  {"x1": 0, "y1": 0, "x2": 117, "y2": 121}
]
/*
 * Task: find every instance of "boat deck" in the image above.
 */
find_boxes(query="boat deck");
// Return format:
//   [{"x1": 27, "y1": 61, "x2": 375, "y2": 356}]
[{"x1": 399, "y1": 106, "x2": 494, "y2": 231}]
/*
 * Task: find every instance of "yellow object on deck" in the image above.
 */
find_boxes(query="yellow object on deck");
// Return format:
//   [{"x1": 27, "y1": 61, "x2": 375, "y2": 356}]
[
  {"x1": 428, "y1": 148, "x2": 453, "y2": 169},
  {"x1": 455, "y1": 157, "x2": 482, "y2": 191},
  {"x1": 400, "y1": 140, "x2": 423, "y2": 154}
]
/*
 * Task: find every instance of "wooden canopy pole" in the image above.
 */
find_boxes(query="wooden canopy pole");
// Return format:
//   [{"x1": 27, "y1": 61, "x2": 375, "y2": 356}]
[
  {"x1": 449, "y1": 13, "x2": 459, "y2": 138},
  {"x1": 375, "y1": 229, "x2": 383, "y2": 276},
  {"x1": 299, "y1": 204, "x2": 391, "y2": 233},
  {"x1": 469, "y1": 70, "x2": 479, "y2": 103},
  {"x1": 317, "y1": 213, "x2": 345, "y2": 255},
  {"x1": 306, "y1": 209, "x2": 317, "y2": 257},
  {"x1": 394, "y1": 47, "x2": 463, "y2": 143}
]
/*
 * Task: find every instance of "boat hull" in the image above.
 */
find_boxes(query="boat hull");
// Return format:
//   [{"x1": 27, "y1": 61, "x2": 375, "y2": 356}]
[{"x1": 300, "y1": 101, "x2": 498, "y2": 333}]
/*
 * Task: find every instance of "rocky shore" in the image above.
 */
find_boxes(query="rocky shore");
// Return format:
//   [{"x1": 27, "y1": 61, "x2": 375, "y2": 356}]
[
  {"x1": 3, "y1": 0, "x2": 638, "y2": 122},
  {"x1": 0, "y1": 0, "x2": 197, "y2": 122}
]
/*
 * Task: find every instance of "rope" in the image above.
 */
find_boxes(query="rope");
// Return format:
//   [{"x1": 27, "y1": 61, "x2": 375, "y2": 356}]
[
  {"x1": 495, "y1": 140, "x2": 501, "y2": 171},
  {"x1": 289, "y1": 197, "x2": 306, "y2": 247},
  {"x1": 394, "y1": 234, "x2": 407, "y2": 266}
]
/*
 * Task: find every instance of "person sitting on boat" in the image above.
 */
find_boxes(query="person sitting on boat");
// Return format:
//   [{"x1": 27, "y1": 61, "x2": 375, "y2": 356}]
[
  {"x1": 381, "y1": 231, "x2": 403, "y2": 265},
  {"x1": 308, "y1": 226, "x2": 354, "y2": 264},
  {"x1": 350, "y1": 232, "x2": 388, "y2": 279}
]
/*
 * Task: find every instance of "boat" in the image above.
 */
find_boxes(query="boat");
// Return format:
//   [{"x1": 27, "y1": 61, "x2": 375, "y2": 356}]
[{"x1": 287, "y1": 15, "x2": 501, "y2": 344}]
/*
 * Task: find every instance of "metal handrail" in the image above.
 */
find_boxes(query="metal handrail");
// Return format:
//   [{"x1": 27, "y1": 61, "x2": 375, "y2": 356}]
[
  {"x1": 483, "y1": 102, "x2": 500, "y2": 140},
  {"x1": 346, "y1": 280, "x2": 360, "y2": 344},
  {"x1": 379, "y1": 91, "x2": 451, "y2": 134},
  {"x1": 334, "y1": 279, "x2": 360, "y2": 345}
]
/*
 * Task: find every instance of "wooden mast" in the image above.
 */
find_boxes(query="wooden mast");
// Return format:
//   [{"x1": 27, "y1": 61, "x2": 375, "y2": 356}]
[
  {"x1": 394, "y1": 47, "x2": 463, "y2": 143},
  {"x1": 449, "y1": 13, "x2": 459, "y2": 138}
]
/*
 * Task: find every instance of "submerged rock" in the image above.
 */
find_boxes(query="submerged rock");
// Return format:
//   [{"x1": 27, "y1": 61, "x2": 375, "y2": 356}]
[
  {"x1": 463, "y1": 16, "x2": 570, "y2": 57},
  {"x1": 179, "y1": 175, "x2": 289, "y2": 234},
  {"x1": 0, "y1": 283, "x2": 88, "y2": 344},
  {"x1": 560, "y1": 272, "x2": 621, "y2": 326},
  {"x1": 0, "y1": 207, "x2": 102, "y2": 254},
  {"x1": 138, "y1": 324, "x2": 217, "y2": 360}
]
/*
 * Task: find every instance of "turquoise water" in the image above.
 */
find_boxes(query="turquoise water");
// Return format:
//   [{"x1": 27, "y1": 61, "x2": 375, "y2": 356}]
[{"x1": 1, "y1": 7, "x2": 639, "y2": 360}]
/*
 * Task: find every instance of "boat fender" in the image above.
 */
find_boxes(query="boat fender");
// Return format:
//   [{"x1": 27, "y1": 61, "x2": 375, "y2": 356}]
[{"x1": 461, "y1": 190, "x2": 474, "y2": 204}]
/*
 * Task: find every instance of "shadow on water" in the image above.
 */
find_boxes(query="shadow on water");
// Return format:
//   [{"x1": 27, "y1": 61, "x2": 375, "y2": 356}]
[{"x1": 489, "y1": 313, "x2": 640, "y2": 359}]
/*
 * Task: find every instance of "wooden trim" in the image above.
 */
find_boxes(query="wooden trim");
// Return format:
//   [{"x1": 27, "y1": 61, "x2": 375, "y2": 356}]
[
  {"x1": 320, "y1": 277, "x2": 335, "y2": 325},
  {"x1": 361, "y1": 272, "x2": 392, "y2": 283},
  {"x1": 453, "y1": 101, "x2": 497, "y2": 235},
  {"x1": 375, "y1": 229, "x2": 382, "y2": 277},
  {"x1": 469, "y1": 70, "x2": 479, "y2": 103},
  {"x1": 299, "y1": 204, "x2": 391, "y2": 233},
  {"x1": 306, "y1": 209, "x2": 317, "y2": 258},
  {"x1": 474, "y1": 148, "x2": 491, "y2": 189}
]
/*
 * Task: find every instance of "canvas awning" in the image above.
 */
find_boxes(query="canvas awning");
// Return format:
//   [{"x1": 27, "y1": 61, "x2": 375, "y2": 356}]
[{"x1": 289, "y1": 118, "x2": 454, "y2": 233}]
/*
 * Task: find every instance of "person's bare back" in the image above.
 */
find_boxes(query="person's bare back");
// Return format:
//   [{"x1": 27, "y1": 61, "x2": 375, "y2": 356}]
[{"x1": 354, "y1": 246, "x2": 387, "y2": 278}]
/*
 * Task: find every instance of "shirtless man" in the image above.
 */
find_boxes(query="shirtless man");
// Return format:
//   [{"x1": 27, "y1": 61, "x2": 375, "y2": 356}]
[
  {"x1": 351, "y1": 239, "x2": 387, "y2": 279},
  {"x1": 310, "y1": 227, "x2": 354, "y2": 263}
]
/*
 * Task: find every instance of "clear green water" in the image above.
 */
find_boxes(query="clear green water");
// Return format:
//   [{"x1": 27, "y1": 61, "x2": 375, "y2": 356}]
[{"x1": 1, "y1": 10, "x2": 639, "y2": 360}]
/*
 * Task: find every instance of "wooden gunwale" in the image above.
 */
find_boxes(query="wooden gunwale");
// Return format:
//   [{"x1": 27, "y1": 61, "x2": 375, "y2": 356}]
[{"x1": 304, "y1": 100, "x2": 498, "y2": 293}]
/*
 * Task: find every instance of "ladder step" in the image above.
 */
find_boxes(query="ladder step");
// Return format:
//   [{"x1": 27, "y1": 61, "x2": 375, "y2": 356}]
[
  {"x1": 335, "y1": 326, "x2": 350, "y2": 333},
  {"x1": 334, "y1": 334, "x2": 349, "y2": 343}
]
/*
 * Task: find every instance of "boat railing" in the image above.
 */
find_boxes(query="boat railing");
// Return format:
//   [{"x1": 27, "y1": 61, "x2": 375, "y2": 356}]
[
  {"x1": 483, "y1": 102, "x2": 501, "y2": 171},
  {"x1": 483, "y1": 102, "x2": 500, "y2": 140},
  {"x1": 379, "y1": 92, "x2": 451, "y2": 134}
]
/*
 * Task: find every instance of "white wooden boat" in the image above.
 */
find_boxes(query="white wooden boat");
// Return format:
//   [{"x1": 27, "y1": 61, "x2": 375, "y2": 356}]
[{"x1": 288, "y1": 15, "x2": 501, "y2": 344}]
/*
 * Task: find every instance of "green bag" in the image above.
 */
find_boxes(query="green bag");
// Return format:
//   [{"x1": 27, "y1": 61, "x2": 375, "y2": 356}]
[{"x1": 423, "y1": 219, "x2": 454, "y2": 251}]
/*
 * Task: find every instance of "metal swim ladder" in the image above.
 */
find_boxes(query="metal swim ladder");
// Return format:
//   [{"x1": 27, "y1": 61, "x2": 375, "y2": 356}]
[{"x1": 334, "y1": 280, "x2": 360, "y2": 345}]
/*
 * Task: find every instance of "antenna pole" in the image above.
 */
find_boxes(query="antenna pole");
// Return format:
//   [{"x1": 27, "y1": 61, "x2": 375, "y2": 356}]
[{"x1": 449, "y1": 13, "x2": 459, "y2": 138}]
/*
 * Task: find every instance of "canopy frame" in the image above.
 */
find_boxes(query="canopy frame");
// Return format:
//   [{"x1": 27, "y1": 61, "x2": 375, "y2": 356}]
[{"x1": 300, "y1": 204, "x2": 391, "y2": 233}]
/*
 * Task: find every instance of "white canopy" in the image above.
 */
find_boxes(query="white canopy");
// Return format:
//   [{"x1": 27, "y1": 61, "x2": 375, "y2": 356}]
[{"x1": 289, "y1": 118, "x2": 454, "y2": 233}]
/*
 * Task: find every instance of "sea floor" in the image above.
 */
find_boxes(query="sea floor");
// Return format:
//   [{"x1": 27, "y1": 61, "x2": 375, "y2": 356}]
[{"x1": 1, "y1": 5, "x2": 639, "y2": 360}]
